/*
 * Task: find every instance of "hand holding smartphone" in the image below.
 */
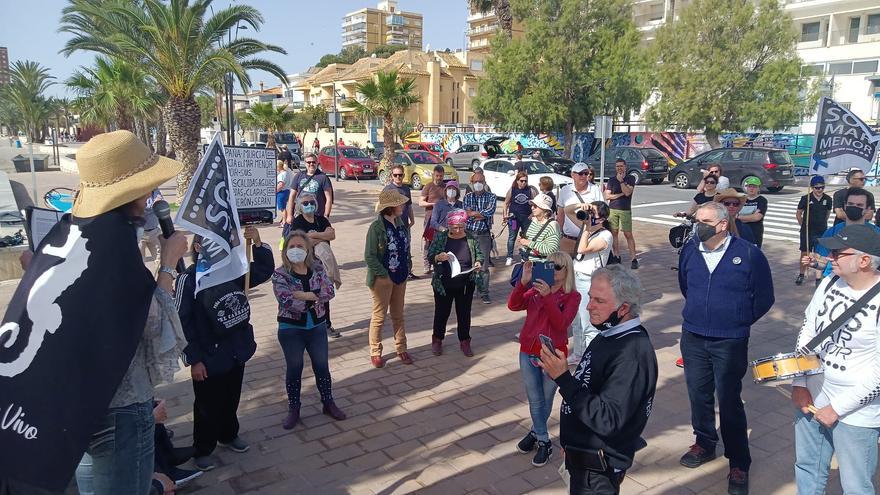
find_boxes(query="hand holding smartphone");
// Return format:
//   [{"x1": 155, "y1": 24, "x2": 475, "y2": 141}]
[{"x1": 539, "y1": 334, "x2": 557, "y2": 357}]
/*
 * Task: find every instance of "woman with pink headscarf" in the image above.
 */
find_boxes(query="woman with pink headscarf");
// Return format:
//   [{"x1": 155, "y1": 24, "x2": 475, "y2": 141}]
[{"x1": 427, "y1": 209, "x2": 485, "y2": 357}]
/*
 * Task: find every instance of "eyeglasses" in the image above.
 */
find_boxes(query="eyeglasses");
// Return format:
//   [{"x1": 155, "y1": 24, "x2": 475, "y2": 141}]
[
  {"x1": 517, "y1": 179, "x2": 527, "y2": 183},
  {"x1": 392, "y1": 173, "x2": 404, "y2": 178},
  {"x1": 813, "y1": 185, "x2": 825, "y2": 190},
  {"x1": 553, "y1": 263, "x2": 565, "y2": 271},
  {"x1": 830, "y1": 250, "x2": 858, "y2": 260},
  {"x1": 305, "y1": 161, "x2": 317, "y2": 165},
  {"x1": 302, "y1": 201, "x2": 317, "y2": 206},
  {"x1": 721, "y1": 201, "x2": 740, "y2": 207}
]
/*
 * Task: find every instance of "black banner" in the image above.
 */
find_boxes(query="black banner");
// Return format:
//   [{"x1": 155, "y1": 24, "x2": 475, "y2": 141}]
[
  {"x1": 0, "y1": 211, "x2": 155, "y2": 491},
  {"x1": 811, "y1": 97, "x2": 880, "y2": 174}
]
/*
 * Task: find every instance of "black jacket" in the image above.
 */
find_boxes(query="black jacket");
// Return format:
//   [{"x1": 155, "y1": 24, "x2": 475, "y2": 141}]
[
  {"x1": 175, "y1": 243, "x2": 274, "y2": 375},
  {"x1": 554, "y1": 319, "x2": 658, "y2": 471}
]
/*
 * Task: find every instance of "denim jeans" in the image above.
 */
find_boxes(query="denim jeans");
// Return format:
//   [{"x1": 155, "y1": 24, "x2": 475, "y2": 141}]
[
  {"x1": 794, "y1": 410, "x2": 880, "y2": 494},
  {"x1": 519, "y1": 351, "x2": 558, "y2": 442},
  {"x1": 76, "y1": 399, "x2": 155, "y2": 495},
  {"x1": 571, "y1": 272, "x2": 599, "y2": 361},
  {"x1": 680, "y1": 330, "x2": 751, "y2": 470},
  {"x1": 278, "y1": 323, "x2": 333, "y2": 408},
  {"x1": 506, "y1": 217, "x2": 527, "y2": 258}
]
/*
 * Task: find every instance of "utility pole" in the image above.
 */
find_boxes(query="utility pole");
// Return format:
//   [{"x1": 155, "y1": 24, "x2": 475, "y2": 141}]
[{"x1": 331, "y1": 84, "x2": 346, "y2": 181}]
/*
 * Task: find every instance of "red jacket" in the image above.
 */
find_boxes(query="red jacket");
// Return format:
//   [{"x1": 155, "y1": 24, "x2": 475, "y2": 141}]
[{"x1": 508, "y1": 281, "x2": 581, "y2": 357}]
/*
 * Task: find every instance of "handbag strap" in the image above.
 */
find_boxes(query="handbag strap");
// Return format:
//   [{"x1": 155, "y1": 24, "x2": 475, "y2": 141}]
[{"x1": 800, "y1": 277, "x2": 880, "y2": 354}]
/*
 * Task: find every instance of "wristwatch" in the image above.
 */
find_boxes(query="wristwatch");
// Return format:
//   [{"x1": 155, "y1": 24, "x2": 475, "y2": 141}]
[{"x1": 158, "y1": 265, "x2": 177, "y2": 279}]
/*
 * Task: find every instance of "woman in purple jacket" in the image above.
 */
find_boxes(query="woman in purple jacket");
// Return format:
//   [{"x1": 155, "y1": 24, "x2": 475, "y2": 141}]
[{"x1": 272, "y1": 230, "x2": 345, "y2": 430}]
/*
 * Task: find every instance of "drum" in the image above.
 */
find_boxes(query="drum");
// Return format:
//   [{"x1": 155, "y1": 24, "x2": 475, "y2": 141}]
[{"x1": 750, "y1": 352, "x2": 822, "y2": 383}]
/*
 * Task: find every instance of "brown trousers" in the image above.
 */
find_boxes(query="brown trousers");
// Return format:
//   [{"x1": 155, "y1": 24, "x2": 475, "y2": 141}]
[{"x1": 369, "y1": 276, "x2": 408, "y2": 356}]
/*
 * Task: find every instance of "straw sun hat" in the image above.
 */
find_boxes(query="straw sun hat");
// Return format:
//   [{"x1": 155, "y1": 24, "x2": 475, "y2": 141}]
[
  {"x1": 375, "y1": 189, "x2": 409, "y2": 213},
  {"x1": 72, "y1": 130, "x2": 183, "y2": 218}
]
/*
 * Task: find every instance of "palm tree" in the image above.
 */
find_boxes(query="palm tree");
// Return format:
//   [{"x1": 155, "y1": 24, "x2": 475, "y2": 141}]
[
  {"x1": 66, "y1": 56, "x2": 156, "y2": 132},
  {"x1": 469, "y1": 0, "x2": 513, "y2": 37},
  {"x1": 236, "y1": 102, "x2": 294, "y2": 149},
  {"x1": 1, "y1": 60, "x2": 55, "y2": 144},
  {"x1": 343, "y1": 70, "x2": 421, "y2": 167},
  {"x1": 60, "y1": 0, "x2": 288, "y2": 199}
]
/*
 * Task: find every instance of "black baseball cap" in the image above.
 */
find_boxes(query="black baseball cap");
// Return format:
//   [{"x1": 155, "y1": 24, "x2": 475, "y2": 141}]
[{"x1": 818, "y1": 224, "x2": 880, "y2": 256}]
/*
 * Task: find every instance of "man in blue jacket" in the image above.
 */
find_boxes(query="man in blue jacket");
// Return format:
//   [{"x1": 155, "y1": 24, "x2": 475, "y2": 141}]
[{"x1": 677, "y1": 202, "x2": 774, "y2": 495}]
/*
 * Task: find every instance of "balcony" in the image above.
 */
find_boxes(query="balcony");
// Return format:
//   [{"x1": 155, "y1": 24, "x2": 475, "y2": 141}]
[
  {"x1": 467, "y1": 24, "x2": 498, "y2": 36},
  {"x1": 468, "y1": 10, "x2": 495, "y2": 22}
]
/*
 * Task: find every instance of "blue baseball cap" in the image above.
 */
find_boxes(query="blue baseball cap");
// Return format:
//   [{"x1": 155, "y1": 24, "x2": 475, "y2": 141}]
[{"x1": 810, "y1": 176, "x2": 825, "y2": 186}]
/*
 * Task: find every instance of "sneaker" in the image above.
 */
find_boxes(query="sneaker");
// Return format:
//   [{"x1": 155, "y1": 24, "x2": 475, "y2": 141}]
[
  {"x1": 675, "y1": 357, "x2": 684, "y2": 368},
  {"x1": 481, "y1": 294, "x2": 491, "y2": 304},
  {"x1": 193, "y1": 456, "x2": 215, "y2": 472},
  {"x1": 166, "y1": 466, "x2": 203, "y2": 487},
  {"x1": 505, "y1": 257, "x2": 513, "y2": 266},
  {"x1": 397, "y1": 352, "x2": 414, "y2": 365},
  {"x1": 328, "y1": 326, "x2": 342, "y2": 338},
  {"x1": 679, "y1": 444, "x2": 716, "y2": 468},
  {"x1": 631, "y1": 258, "x2": 639, "y2": 270},
  {"x1": 566, "y1": 353, "x2": 580, "y2": 366},
  {"x1": 282, "y1": 407, "x2": 300, "y2": 430},
  {"x1": 371, "y1": 355, "x2": 385, "y2": 368},
  {"x1": 218, "y1": 437, "x2": 249, "y2": 453},
  {"x1": 532, "y1": 441, "x2": 552, "y2": 467},
  {"x1": 727, "y1": 468, "x2": 749, "y2": 495},
  {"x1": 794, "y1": 274, "x2": 804, "y2": 286},
  {"x1": 322, "y1": 401, "x2": 347, "y2": 421},
  {"x1": 516, "y1": 431, "x2": 538, "y2": 454}
]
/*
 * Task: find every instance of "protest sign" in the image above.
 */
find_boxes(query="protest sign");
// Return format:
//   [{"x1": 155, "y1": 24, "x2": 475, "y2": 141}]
[
  {"x1": 811, "y1": 97, "x2": 880, "y2": 175},
  {"x1": 224, "y1": 145, "x2": 276, "y2": 212}
]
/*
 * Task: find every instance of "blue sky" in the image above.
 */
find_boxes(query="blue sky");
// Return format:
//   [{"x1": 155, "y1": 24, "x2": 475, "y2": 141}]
[{"x1": 2, "y1": 0, "x2": 468, "y2": 97}]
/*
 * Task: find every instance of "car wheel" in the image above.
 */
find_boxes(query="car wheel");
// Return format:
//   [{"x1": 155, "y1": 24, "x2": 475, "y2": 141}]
[
  {"x1": 339, "y1": 167, "x2": 348, "y2": 180},
  {"x1": 651, "y1": 178, "x2": 664, "y2": 185},
  {"x1": 471, "y1": 159, "x2": 481, "y2": 171},
  {"x1": 767, "y1": 186, "x2": 784, "y2": 193},
  {"x1": 628, "y1": 170, "x2": 642, "y2": 185},
  {"x1": 378, "y1": 169, "x2": 388, "y2": 184},
  {"x1": 411, "y1": 174, "x2": 423, "y2": 190},
  {"x1": 674, "y1": 173, "x2": 690, "y2": 189}
]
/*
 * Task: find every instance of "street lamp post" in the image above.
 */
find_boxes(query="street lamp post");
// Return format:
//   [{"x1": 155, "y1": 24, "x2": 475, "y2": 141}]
[{"x1": 332, "y1": 85, "x2": 346, "y2": 181}]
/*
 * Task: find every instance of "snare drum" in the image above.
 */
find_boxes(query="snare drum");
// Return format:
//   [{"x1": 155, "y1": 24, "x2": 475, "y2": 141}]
[{"x1": 750, "y1": 352, "x2": 822, "y2": 383}]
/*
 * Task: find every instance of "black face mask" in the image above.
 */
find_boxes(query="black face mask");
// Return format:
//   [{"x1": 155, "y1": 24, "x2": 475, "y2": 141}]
[
  {"x1": 845, "y1": 206, "x2": 864, "y2": 221},
  {"x1": 597, "y1": 305, "x2": 624, "y2": 331},
  {"x1": 695, "y1": 222, "x2": 719, "y2": 242}
]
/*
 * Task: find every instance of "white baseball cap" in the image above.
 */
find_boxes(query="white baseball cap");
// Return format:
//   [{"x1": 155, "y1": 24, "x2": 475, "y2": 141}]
[
  {"x1": 530, "y1": 192, "x2": 554, "y2": 211},
  {"x1": 571, "y1": 162, "x2": 590, "y2": 173}
]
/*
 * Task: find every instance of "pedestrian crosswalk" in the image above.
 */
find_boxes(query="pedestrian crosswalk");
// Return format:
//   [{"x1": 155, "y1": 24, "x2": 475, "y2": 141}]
[{"x1": 633, "y1": 198, "x2": 837, "y2": 245}]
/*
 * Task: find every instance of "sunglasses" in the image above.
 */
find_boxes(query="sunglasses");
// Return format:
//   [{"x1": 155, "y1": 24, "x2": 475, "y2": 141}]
[
  {"x1": 722, "y1": 201, "x2": 740, "y2": 207},
  {"x1": 813, "y1": 185, "x2": 825, "y2": 190},
  {"x1": 392, "y1": 173, "x2": 404, "y2": 178},
  {"x1": 574, "y1": 171, "x2": 591, "y2": 176},
  {"x1": 553, "y1": 263, "x2": 565, "y2": 271},
  {"x1": 704, "y1": 181, "x2": 717, "y2": 185},
  {"x1": 305, "y1": 161, "x2": 317, "y2": 165},
  {"x1": 302, "y1": 201, "x2": 317, "y2": 206},
  {"x1": 517, "y1": 179, "x2": 527, "y2": 183},
  {"x1": 830, "y1": 250, "x2": 857, "y2": 260}
]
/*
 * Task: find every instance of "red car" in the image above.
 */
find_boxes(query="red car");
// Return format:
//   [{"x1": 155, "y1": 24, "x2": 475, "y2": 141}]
[
  {"x1": 405, "y1": 142, "x2": 447, "y2": 162},
  {"x1": 318, "y1": 146, "x2": 377, "y2": 180}
]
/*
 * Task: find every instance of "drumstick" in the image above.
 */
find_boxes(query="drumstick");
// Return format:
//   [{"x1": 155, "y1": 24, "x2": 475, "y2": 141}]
[{"x1": 775, "y1": 385, "x2": 819, "y2": 414}]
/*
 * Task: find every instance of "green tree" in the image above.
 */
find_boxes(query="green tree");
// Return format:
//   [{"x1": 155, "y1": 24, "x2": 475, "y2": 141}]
[
  {"x1": 316, "y1": 46, "x2": 367, "y2": 68},
  {"x1": 236, "y1": 102, "x2": 295, "y2": 149},
  {"x1": 61, "y1": 0, "x2": 288, "y2": 199},
  {"x1": 342, "y1": 70, "x2": 421, "y2": 166},
  {"x1": 66, "y1": 56, "x2": 156, "y2": 132},
  {"x1": 647, "y1": 0, "x2": 817, "y2": 148},
  {"x1": 0, "y1": 60, "x2": 55, "y2": 144},
  {"x1": 473, "y1": 0, "x2": 648, "y2": 158},
  {"x1": 391, "y1": 117, "x2": 415, "y2": 144},
  {"x1": 196, "y1": 93, "x2": 219, "y2": 129},
  {"x1": 370, "y1": 45, "x2": 406, "y2": 58},
  {"x1": 469, "y1": 0, "x2": 513, "y2": 37},
  {"x1": 290, "y1": 104, "x2": 328, "y2": 148}
]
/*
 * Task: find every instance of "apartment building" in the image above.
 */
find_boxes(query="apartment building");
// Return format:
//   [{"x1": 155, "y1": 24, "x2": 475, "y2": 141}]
[
  {"x1": 464, "y1": 7, "x2": 524, "y2": 73},
  {"x1": 342, "y1": 1, "x2": 423, "y2": 53},
  {"x1": 0, "y1": 47, "x2": 9, "y2": 86}
]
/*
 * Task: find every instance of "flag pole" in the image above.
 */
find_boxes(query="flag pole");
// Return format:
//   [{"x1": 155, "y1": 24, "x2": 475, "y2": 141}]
[{"x1": 244, "y1": 238, "x2": 252, "y2": 297}]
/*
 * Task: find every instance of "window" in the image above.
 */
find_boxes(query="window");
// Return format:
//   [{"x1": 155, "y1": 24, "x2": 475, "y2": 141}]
[
  {"x1": 853, "y1": 60, "x2": 879, "y2": 74},
  {"x1": 470, "y1": 60, "x2": 483, "y2": 71},
  {"x1": 724, "y1": 150, "x2": 750, "y2": 162},
  {"x1": 800, "y1": 22, "x2": 821, "y2": 42},
  {"x1": 700, "y1": 150, "x2": 725, "y2": 163},
  {"x1": 802, "y1": 64, "x2": 825, "y2": 76},
  {"x1": 868, "y1": 14, "x2": 880, "y2": 35},
  {"x1": 468, "y1": 87, "x2": 476, "y2": 97},
  {"x1": 393, "y1": 154, "x2": 408, "y2": 165},
  {"x1": 482, "y1": 160, "x2": 498, "y2": 172},
  {"x1": 849, "y1": 17, "x2": 861, "y2": 43},
  {"x1": 829, "y1": 62, "x2": 853, "y2": 75}
]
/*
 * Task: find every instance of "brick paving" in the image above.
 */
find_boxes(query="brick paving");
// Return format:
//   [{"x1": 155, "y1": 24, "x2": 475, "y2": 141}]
[{"x1": 2, "y1": 173, "x2": 877, "y2": 494}]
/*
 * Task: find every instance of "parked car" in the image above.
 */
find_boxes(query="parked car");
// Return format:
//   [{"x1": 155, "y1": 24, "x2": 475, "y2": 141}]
[
  {"x1": 446, "y1": 136, "x2": 507, "y2": 170},
  {"x1": 668, "y1": 147, "x2": 795, "y2": 192},
  {"x1": 405, "y1": 142, "x2": 447, "y2": 161},
  {"x1": 480, "y1": 158, "x2": 573, "y2": 200},
  {"x1": 378, "y1": 151, "x2": 458, "y2": 190},
  {"x1": 370, "y1": 141, "x2": 403, "y2": 162},
  {"x1": 585, "y1": 146, "x2": 669, "y2": 184},
  {"x1": 522, "y1": 147, "x2": 575, "y2": 174},
  {"x1": 318, "y1": 146, "x2": 377, "y2": 180},
  {"x1": 258, "y1": 132, "x2": 302, "y2": 156}
]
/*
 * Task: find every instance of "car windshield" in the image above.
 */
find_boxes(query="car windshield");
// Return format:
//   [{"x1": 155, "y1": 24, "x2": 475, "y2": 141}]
[
  {"x1": 341, "y1": 148, "x2": 368, "y2": 158},
  {"x1": 522, "y1": 161, "x2": 553, "y2": 174},
  {"x1": 640, "y1": 149, "x2": 665, "y2": 159},
  {"x1": 768, "y1": 150, "x2": 792, "y2": 165},
  {"x1": 410, "y1": 152, "x2": 442, "y2": 164},
  {"x1": 426, "y1": 144, "x2": 442, "y2": 152}
]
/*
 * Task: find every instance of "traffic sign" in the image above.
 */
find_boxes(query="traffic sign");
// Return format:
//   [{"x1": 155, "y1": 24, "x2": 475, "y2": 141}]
[{"x1": 417, "y1": 122, "x2": 424, "y2": 132}]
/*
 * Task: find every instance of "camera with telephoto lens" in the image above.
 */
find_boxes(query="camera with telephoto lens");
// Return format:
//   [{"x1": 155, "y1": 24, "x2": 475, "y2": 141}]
[{"x1": 575, "y1": 206, "x2": 593, "y2": 221}]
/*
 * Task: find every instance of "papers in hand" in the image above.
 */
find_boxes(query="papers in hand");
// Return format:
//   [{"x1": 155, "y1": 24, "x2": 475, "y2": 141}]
[{"x1": 446, "y1": 251, "x2": 474, "y2": 278}]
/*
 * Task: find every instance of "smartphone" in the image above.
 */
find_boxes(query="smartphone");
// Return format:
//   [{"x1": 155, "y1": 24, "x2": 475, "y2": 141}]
[
  {"x1": 539, "y1": 334, "x2": 555, "y2": 354},
  {"x1": 532, "y1": 261, "x2": 555, "y2": 287}
]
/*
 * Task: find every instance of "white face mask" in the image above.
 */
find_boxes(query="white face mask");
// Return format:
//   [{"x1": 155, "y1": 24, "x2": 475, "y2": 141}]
[
  {"x1": 473, "y1": 182, "x2": 485, "y2": 192},
  {"x1": 446, "y1": 189, "x2": 457, "y2": 199},
  {"x1": 286, "y1": 247, "x2": 307, "y2": 264}
]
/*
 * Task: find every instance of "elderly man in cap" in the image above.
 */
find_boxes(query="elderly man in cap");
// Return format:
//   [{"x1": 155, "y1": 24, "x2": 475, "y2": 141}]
[
  {"x1": 558, "y1": 162, "x2": 603, "y2": 256},
  {"x1": 713, "y1": 188, "x2": 756, "y2": 245},
  {"x1": 791, "y1": 224, "x2": 880, "y2": 495},
  {"x1": 677, "y1": 201, "x2": 774, "y2": 495}
]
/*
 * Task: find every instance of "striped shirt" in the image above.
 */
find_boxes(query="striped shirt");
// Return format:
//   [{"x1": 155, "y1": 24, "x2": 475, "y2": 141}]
[{"x1": 463, "y1": 191, "x2": 497, "y2": 233}]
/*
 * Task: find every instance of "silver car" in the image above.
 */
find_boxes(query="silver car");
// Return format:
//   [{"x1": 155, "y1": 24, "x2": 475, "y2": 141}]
[{"x1": 445, "y1": 136, "x2": 507, "y2": 170}]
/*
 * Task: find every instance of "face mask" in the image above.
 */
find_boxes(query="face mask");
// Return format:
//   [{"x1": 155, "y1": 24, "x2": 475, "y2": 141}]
[
  {"x1": 446, "y1": 189, "x2": 457, "y2": 199},
  {"x1": 473, "y1": 182, "x2": 485, "y2": 192},
  {"x1": 302, "y1": 204, "x2": 317, "y2": 214},
  {"x1": 286, "y1": 247, "x2": 307, "y2": 264},
  {"x1": 845, "y1": 205, "x2": 864, "y2": 221},
  {"x1": 589, "y1": 216, "x2": 601, "y2": 227},
  {"x1": 695, "y1": 222, "x2": 719, "y2": 243},
  {"x1": 597, "y1": 305, "x2": 624, "y2": 331}
]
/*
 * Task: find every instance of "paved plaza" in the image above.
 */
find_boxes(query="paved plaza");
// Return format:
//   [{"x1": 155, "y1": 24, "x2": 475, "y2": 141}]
[{"x1": 1, "y1": 170, "x2": 876, "y2": 494}]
